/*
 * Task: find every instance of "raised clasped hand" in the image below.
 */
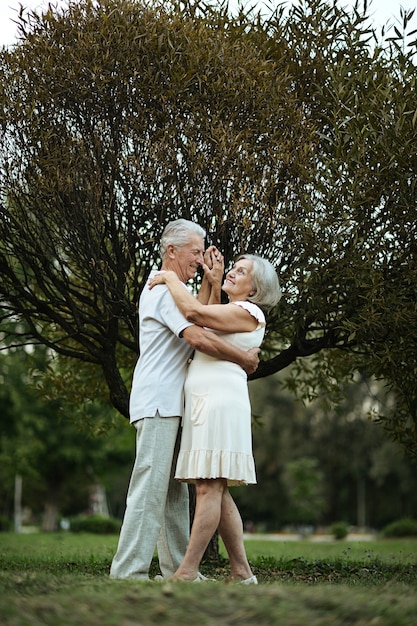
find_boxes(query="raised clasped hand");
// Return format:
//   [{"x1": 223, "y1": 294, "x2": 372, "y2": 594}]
[{"x1": 203, "y1": 246, "x2": 224, "y2": 285}]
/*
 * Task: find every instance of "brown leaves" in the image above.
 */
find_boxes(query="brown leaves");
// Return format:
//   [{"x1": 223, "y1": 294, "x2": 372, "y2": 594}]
[{"x1": 0, "y1": 0, "x2": 416, "y2": 453}]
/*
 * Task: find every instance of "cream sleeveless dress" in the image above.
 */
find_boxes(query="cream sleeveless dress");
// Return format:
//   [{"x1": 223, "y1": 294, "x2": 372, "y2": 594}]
[{"x1": 175, "y1": 301, "x2": 265, "y2": 486}]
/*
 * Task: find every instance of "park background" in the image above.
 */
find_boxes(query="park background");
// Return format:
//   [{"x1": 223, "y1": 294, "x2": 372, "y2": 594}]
[
  {"x1": 1, "y1": 0, "x2": 417, "y2": 539},
  {"x1": 1, "y1": 4, "x2": 417, "y2": 625},
  {"x1": 2, "y1": 338, "x2": 417, "y2": 536}
]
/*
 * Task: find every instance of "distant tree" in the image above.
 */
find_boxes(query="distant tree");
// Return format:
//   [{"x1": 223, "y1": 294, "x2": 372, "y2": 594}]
[
  {"x1": 240, "y1": 372, "x2": 417, "y2": 530},
  {"x1": 281, "y1": 457, "x2": 326, "y2": 527},
  {"x1": 0, "y1": 0, "x2": 416, "y2": 458},
  {"x1": 0, "y1": 320, "x2": 133, "y2": 530}
]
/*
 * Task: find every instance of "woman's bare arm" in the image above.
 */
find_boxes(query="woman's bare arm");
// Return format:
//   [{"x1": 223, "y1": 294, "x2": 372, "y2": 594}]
[{"x1": 148, "y1": 271, "x2": 257, "y2": 333}]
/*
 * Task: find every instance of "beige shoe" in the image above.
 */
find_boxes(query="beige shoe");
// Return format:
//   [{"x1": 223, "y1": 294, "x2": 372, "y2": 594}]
[{"x1": 239, "y1": 575, "x2": 258, "y2": 585}]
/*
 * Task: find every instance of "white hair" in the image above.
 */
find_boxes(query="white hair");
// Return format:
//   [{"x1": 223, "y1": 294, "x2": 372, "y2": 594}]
[
  {"x1": 159, "y1": 219, "x2": 206, "y2": 260},
  {"x1": 237, "y1": 254, "x2": 282, "y2": 310}
]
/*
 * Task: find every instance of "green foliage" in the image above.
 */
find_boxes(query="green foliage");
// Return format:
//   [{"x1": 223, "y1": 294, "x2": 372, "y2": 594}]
[
  {"x1": 0, "y1": 516, "x2": 12, "y2": 532},
  {"x1": 0, "y1": 328, "x2": 135, "y2": 528},
  {"x1": 0, "y1": 0, "x2": 416, "y2": 459},
  {"x1": 281, "y1": 457, "x2": 326, "y2": 525},
  {"x1": 69, "y1": 514, "x2": 121, "y2": 534},
  {"x1": 331, "y1": 521, "x2": 350, "y2": 540},
  {"x1": 382, "y1": 518, "x2": 417, "y2": 538},
  {"x1": 243, "y1": 372, "x2": 417, "y2": 531}
]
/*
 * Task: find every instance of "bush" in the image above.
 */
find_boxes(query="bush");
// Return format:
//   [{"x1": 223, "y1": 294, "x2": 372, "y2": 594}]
[
  {"x1": 0, "y1": 515, "x2": 12, "y2": 532},
  {"x1": 382, "y1": 518, "x2": 417, "y2": 538},
  {"x1": 69, "y1": 514, "x2": 121, "y2": 534},
  {"x1": 331, "y1": 521, "x2": 349, "y2": 540}
]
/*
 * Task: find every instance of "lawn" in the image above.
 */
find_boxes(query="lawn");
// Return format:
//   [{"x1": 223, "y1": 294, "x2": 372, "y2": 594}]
[
  {"x1": 233, "y1": 536, "x2": 417, "y2": 564},
  {"x1": 0, "y1": 532, "x2": 416, "y2": 625}
]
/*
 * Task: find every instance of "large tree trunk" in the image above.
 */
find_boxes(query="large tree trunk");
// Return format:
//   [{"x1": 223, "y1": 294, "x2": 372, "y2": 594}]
[{"x1": 42, "y1": 501, "x2": 59, "y2": 532}]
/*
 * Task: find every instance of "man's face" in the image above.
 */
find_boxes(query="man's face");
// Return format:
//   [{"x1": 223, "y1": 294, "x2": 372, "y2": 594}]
[{"x1": 171, "y1": 234, "x2": 205, "y2": 282}]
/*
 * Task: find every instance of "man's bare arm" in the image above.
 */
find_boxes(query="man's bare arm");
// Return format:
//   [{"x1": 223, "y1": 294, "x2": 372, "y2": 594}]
[{"x1": 182, "y1": 325, "x2": 260, "y2": 376}]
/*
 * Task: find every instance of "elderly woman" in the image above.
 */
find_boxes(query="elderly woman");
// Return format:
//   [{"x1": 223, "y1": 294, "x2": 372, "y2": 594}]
[{"x1": 149, "y1": 253, "x2": 281, "y2": 584}]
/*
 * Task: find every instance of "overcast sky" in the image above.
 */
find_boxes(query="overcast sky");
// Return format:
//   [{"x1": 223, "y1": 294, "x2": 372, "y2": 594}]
[{"x1": 0, "y1": 0, "x2": 415, "y2": 46}]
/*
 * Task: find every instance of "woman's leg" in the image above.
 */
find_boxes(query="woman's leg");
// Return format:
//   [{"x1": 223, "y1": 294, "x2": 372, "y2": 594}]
[
  {"x1": 172, "y1": 478, "x2": 226, "y2": 581},
  {"x1": 218, "y1": 489, "x2": 254, "y2": 581}
]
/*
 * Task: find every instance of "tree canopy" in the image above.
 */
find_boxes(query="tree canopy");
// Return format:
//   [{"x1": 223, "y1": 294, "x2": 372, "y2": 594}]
[{"x1": 0, "y1": 0, "x2": 416, "y2": 458}]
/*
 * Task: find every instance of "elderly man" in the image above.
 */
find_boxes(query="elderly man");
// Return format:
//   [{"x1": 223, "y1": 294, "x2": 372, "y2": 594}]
[{"x1": 110, "y1": 219, "x2": 259, "y2": 581}]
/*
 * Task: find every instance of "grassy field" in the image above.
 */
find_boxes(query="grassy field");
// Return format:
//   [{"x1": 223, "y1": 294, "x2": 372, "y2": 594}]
[{"x1": 0, "y1": 532, "x2": 416, "y2": 625}]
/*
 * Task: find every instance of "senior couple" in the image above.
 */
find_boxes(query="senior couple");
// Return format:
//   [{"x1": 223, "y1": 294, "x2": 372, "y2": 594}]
[{"x1": 110, "y1": 219, "x2": 281, "y2": 584}]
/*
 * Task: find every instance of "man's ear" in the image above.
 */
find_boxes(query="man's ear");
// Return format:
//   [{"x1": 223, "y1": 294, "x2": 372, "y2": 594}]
[{"x1": 166, "y1": 243, "x2": 176, "y2": 259}]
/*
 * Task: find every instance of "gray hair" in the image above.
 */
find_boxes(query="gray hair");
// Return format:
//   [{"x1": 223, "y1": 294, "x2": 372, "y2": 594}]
[
  {"x1": 237, "y1": 254, "x2": 282, "y2": 310},
  {"x1": 159, "y1": 219, "x2": 206, "y2": 260}
]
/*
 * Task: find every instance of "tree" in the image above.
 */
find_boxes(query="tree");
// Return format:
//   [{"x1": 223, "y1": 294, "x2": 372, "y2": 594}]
[
  {"x1": 281, "y1": 457, "x2": 326, "y2": 528},
  {"x1": 0, "y1": 318, "x2": 134, "y2": 530},
  {"x1": 0, "y1": 0, "x2": 416, "y2": 457},
  {"x1": 235, "y1": 372, "x2": 417, "y2": 530}
]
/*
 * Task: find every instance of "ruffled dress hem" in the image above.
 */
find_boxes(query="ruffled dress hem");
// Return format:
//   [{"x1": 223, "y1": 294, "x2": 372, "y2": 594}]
[{"x1": 175, "y1": 449, "x2": 257, "y2": 487}]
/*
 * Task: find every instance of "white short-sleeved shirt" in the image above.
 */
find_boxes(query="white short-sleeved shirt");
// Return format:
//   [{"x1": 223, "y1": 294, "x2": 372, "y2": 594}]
[{"x1": 129, "y1": 272, "x2": 193, "y2": 423}]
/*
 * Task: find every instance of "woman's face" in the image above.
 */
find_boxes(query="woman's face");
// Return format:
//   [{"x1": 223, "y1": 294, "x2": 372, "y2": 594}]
[{"x1": 222, "y1": 259, "x2": 254, "y2": 302}]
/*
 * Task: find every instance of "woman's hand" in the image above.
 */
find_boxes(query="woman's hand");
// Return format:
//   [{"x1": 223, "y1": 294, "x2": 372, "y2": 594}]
[
  {"x1": 203, "y1": 246, "x2": 224, "y2": 286},
  {"x1": 148, "y1": 271, "x2": 176, "y2": 289}
]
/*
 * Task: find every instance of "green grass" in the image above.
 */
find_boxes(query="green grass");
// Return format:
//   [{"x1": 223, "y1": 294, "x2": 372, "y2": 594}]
[
  {"x1": 239, "y1": 536, "x2": 417, "y2": 565},
  {"x1": 0, "y1": 532, "x2": 417, "y2": 625}
]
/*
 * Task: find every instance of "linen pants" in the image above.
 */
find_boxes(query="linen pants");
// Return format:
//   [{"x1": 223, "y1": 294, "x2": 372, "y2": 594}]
[{"x1": 109, "y1": 413, "x2": 189, "y2": 579}]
